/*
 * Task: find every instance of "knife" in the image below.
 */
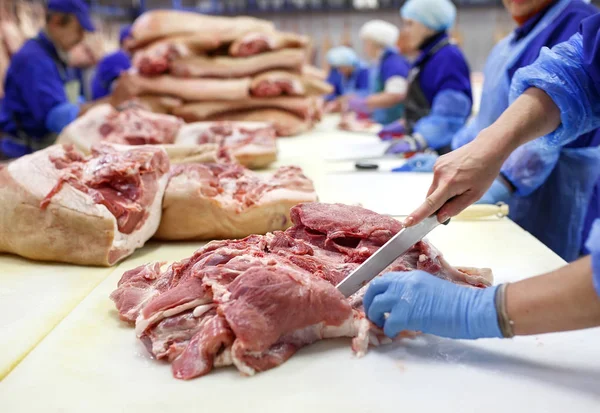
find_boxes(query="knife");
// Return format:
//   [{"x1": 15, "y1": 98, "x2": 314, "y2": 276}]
[{"x1": 336, "y1": 214, "x2": 450, "y2": 297}]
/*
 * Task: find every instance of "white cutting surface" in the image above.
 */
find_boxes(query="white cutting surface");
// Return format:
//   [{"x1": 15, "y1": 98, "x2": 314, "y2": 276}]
[
  {"x1": 2, "y1": 220, "x2": 600, "y2": 412},
  {"x1": 0, "y1": 256, "x2": 112, "y2": 379},
  {"x1": 3, "y1": 114, "x2": 600, "y2": 411}
]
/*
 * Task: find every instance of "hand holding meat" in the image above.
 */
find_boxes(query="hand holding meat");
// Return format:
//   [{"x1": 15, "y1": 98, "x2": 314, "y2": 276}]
[
  {"x1": 110, "y1": 73, "x2": 142, "y2": 107},
  {"x1": 363, "y1": 271, "x2": 502, "y2": 339}
]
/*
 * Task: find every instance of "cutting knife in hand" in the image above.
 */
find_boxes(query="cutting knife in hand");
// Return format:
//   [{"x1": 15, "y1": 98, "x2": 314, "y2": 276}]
[{"x1": 336, "y1": 214, "x2": 450, "y2": 297}]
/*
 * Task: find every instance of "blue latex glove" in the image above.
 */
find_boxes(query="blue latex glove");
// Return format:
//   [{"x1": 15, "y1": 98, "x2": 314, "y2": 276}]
[
  {"x1": 378, "y1": 120, "x2": 405, "y2": 141},
  {"x1": 392, "y1": 153, "x2": 438, "y2": 172},
  {"x1": 363, "y1": 271, "x2": 502, "y2": 340},
  {"x1": 45, "y1": 102, "x2": 80, "y2": 134},
  {"x1": 384, "y1": 134, "x2": 427, "y2": 154},
  {"x1": 476, "y1": 177, "x2": 512, "y2": 205},
  {"x1": 348, "y1": 96, "x2": 370, "y2": 114}
]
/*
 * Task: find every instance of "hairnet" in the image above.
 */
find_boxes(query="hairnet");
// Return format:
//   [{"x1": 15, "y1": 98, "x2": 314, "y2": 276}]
[
  {"x1": 401, "y1": 0, "x2": 457, "y2": 31},
  {"x1": 326, "y1": 46, "x2": 358, "y2": 67},
  {"x1": 359, "y1": 20, "x2": 399, "y2": 47}
]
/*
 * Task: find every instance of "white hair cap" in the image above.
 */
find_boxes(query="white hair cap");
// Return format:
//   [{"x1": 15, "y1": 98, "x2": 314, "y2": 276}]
[{"x1": 359, "y1": 20, "x2": 399, "y2": 47}]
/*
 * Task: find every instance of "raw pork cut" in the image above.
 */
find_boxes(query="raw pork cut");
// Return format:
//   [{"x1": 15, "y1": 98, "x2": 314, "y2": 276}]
[
  {"x1": 130, "y1": 10, "x2": 274, "y2": 48},
  {"x1": 133, "y1": 74, "x2": 251, "y2": 101},
  {"x1": 154, "y1": 163, "x2": 317, "y2": 240},
  {"x1": 133, "y1": 34, "x2": 221, "y2": 76},
  {"x1": 129, "y1": 95, "x2": 184, "y2": 114},
  {"x1": 250, "y1": 70, "x2": 333, "y2": 97},
  {"x1": 170, "y1": 49, "x2": 305, "y2": 79},
  {"x1": 58, "y1": 104, "x2": 183, "y2": 152},
  {"x1": 0, "y1": 144, "x2": 170, "y2": 266},
  {"x1": 338, "y1": 112, "x2": 380, "y2": 133},
  {"x1": 302, "y1": 64, "x2": 327, "y2": 81},
  {"x1": 111, "y1": 203, "x2": 492, "y2": 379},
  {"x1": 229, "y1": 31, "x2": 309, "y2": 57},
  {"x1": 206, "y1": 109, "x2": 313, "y2": 137},
  {"x1": 176, "y1": 121, "x2": 278, "y2": 169},
  {"x1": 173, "y1": 96, "x2": 317, "y2": 122}
]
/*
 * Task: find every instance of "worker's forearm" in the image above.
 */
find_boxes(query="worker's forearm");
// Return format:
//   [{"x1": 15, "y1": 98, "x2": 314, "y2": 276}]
[
  {"x1": 367, "y1": 92, "x2": 405, "y2": 110},
  {"x1": 479, "y1": 88, "x2": 561, "y2": 156},
  {"x1": 507, "y1": 256, "x2": 600, "y2": 335}
]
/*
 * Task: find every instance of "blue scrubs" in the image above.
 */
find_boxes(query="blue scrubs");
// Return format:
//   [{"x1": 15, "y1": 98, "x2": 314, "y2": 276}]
[
  {"x1": 325, "y1": 64, "x2": 370, "y2": 102},
  {"x1": 91, "y1": 50, "x2": 131, "y2": 100},
  {"x1": 0, "y1": 32, "x2": 82, "y2": 158},
  {"x1": 371, "y1": 48, "x2": 410, "y2": 125},
  {"x1": 409, "y1": 32, "x2": 472, "y2": 150}
]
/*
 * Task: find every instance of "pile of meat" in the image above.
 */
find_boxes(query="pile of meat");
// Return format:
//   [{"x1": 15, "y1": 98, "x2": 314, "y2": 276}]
[
  {"x1": 111, "y1": 203, "x2": 493, "y2": 380},
  {"x1": 58, "y1": 105, "x2": 278, "y2": 169},
  {"x1": 155, "y1": 162, "x2": 318, "y2": 241},
  {"x1": 0, "y1": 144, "x2": 170, "y2": 266},
  {"x1": 125, "y1": 10, "x2": 333, "y2": 136}
]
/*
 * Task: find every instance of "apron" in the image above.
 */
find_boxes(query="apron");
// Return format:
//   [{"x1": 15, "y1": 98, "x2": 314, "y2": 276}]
[
  {"x1": 452, "y1": 0, "x2": 572, "y2": 150},
  {"x1": 403, "y1": 37, "x2": 451, "y2": 153},
  {"x1": 371, "y1": 49, "x2": 405, "y2": 125},
  {"x1": 4, "y1": 36, "x2": 81, "y2": 153},
  {"x1": 509, "y1": 147, "x2": 600, "y2": 261}
]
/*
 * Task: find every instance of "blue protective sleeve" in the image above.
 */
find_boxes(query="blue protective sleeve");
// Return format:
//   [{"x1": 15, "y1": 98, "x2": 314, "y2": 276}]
[
  {"x1": 500, "y1": 138, "x2": 561, "y2": 196},
  {"x1": 355, "y1": 66, "x2": 371, "y2": 94},
  {"x1": 510, "y1": 33, "x2": 600, "y2": 147},
  {"x1": 584, "y1": 218, "x2": 600, "y2": 297},
  {"x1": 45, "y1": 102, "x2": 80, "y2": 134},
  {"x1": 580, "y1": 14, "x2": 600, "y2": 94},
  {"x1": 414, "y1": 89, "x2": 471, "y2": 150},
  {"x1": 380, "y1": 51, "x2": 410, "y2": 83},
  {"x1": 325, "y1": 69, "x2": 342, "y2": 101},
  {"x1": 451, "y1": 116, "x2": 479, "y2": 150}
]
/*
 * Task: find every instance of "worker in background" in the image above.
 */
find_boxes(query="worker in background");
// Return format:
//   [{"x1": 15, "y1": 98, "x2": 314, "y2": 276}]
[
  {"x1": 398, "y1": 0, "x2": 600, "y2": 262},
  {"x1": 365, "y1": 15, "x2": 600, "y2": 341},
  {"x1": 324, "y1": 46, "x2": 369, "y2": 112},
  {"x1": 91, "y1": 24, "x2": 133, "y2": 100},
  {"x1": 0, "y1": 0, "x2": 137, "y2": 159},
  {"x1": 348, "y1": 20, "x2": 410, "y2": 125},
  {"x1": 381, "y1": 0, "x2": 472, "y2": 154}
]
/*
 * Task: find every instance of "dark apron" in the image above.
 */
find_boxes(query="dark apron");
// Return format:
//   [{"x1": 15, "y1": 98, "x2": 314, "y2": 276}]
[
  {"x1": 3, "y1": 37, "x2": 80, "y2": 155},
  {"x1": 404, "y1": 37, "x2": 450, "y2": 154}
]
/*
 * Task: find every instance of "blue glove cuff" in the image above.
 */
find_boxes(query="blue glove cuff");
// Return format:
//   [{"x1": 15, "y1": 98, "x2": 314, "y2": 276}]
[
  {"x1": 476, "y1": 178, "x2": 512, "y2": 204},
  {"x1": 462, "y1": 285, "x2": 503, "y2": 339}
]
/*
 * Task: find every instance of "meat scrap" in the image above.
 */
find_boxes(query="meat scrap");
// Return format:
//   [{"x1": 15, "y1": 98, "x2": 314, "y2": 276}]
[
  {"x1": 229, "y1": 31, "x2": 309, "y2": 57},
  {"x1": 175, "y1": 121, "x2": 278, "y2": 169},
  {"x1": 111, "y1": 203, "x2": 493, "y2": 380},
  {"x1": 154, "y1": 162, "x2": 317, "y2": 240}
]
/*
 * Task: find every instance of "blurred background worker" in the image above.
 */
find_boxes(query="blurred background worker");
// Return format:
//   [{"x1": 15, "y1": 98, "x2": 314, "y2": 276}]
[
  {"x1": 0, "y1": 0, "x2": 95, "y2": 158},
  {"x1": 348, "y1": 20, "x2": 410, "y2": 125},
  {"x1": 398, "y1": 0, "x2": 600, "y2": 262},
  {"x1": 91, "y1": 24, "x2": 133, "y2": 100},
  {"x1": 324, "y1": 46, "x2": 369, "y2": 112},
  {"x1": 381, "y1": 0, "x2": 472, "y2": 154},
  {"x1": 377, "y1": 14, "x2": 600, "y2": 342}
]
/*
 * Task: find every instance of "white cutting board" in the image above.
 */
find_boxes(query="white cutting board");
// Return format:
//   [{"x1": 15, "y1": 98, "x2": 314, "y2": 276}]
[
  {"x1": 0, "y1": 255, "x2": 112, "y2": 379},
  {"x1": 2, "y1": 220, "x2": 600, "y2": 412}
]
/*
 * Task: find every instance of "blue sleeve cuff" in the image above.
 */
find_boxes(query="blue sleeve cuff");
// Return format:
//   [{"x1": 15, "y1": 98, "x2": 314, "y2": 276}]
[
  {"x1": 45, "y1": 102, "x2": 80, "y2": 134},
  {"x1": 414, "y1": 90, "x2": 471, "y2": 150},
  {"x1": 476, "y1": 178, "x2": 512, "y2": 204},
  {"x1": 510, "y1": 33, "x2": 600, "y2": 147},
  {"x1": 585, "y1": 219, "x2": 600, "y2": 297}
]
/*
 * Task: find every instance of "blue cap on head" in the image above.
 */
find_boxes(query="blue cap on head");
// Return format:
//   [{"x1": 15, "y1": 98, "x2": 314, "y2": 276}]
[
  {"x1": 327, "y1": 46, "x2": 359, "y2": 68},
  {"x1": 48, "y1": 0, "x2": 95, "y2": 32},
  {"x1": 401, "y1": 0, "x2": 456, "y2": 32},
  {"x1": 119, "y1": 25, "x2": 132, "y2": 45}
]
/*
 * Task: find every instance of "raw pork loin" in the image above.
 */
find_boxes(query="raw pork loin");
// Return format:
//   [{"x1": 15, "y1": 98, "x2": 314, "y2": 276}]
[
  {"x1": 111, "y1": 203, "x2": 492, "y2": 379},
  {"x1": 0, "y1": 144, "x2": 170, "y2": 266},
  {"x1": 176, "y1": 121, "x2": 278, "y2": 169},
  {"x1": 154, "y1": 163, "x2": 317, "y2": 240}
]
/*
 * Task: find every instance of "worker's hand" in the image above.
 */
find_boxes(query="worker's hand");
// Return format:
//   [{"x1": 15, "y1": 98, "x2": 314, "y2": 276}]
[
  {"x1": 404, "y1": 138, "x2": 506, "y2": 226},
  {"x1": 110, "y1": 73, "x2": 143, "y2": 107},
  {"x1": 348, "y1": 96, "x2": 370, "y2": 114},
  {"x1": 392, "y1": 153, "x2": 438, "y2": 172},
  {"x1": 378, "y1": 120, "x2": 405, "y2": 140},
  {"x1": 384, "y1": 134, "x2": 427, "y2": 155},
  {"x1": 363, "y1": 271, "x2": 502, "y2": 340}
]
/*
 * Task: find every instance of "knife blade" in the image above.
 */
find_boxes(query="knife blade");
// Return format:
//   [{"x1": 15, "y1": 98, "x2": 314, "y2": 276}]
[{"x1": 336, "y1": 215, "x2": 449, "y2": 297}]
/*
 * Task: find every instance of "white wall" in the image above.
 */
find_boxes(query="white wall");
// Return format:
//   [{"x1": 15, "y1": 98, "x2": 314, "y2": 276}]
[{"x1": 266, "y1": 7, "x2": 515, "y2": 71}]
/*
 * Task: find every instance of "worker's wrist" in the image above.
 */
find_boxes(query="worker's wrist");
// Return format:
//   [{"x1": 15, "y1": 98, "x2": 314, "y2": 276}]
[
  {"x1": 463, "y1": 284, "x2": 503, "y2": 339},
  {"x1": 476, "y1": 126, "x2": 520, "y2": 163}
]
